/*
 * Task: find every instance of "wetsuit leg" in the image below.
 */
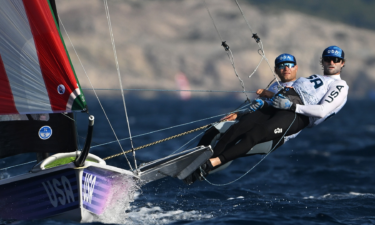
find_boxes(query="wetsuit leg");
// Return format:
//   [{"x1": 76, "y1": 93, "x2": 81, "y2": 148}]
[
  {"x1": 197, "y1": 126, "x2": 220, "y2": 146},
  {"x1": 212, "y1": 107, "x2": 275, "y2": 158},
  {"x1": 218, "y1": 110, "x2": 309, "y2": 164}
]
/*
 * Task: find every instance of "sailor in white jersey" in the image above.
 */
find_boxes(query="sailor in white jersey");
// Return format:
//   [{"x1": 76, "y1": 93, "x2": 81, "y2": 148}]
[
  {"x1": 193, "y1": 54, "x2": 297, "y2": 153},
  {"x1": 272, "y1": 46, "x2": 349, "y2": 128},
  {"x1": 184, "y1": 49, "x2": 348, "y2": 185},
  {"x1": 184, "y1": 53, "x2": 310, "y2": 184}
]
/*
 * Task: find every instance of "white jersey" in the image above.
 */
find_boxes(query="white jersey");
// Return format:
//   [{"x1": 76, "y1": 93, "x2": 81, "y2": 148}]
[
  {"x1": 293, "y1": 75, "x2": 335, "y2": 106},
  {"x1": 267, "y1": 80, "x2": 295, "y2": 94},
  {"x1": 264, "y1": 80, "x2": 295, "y2": 105},
  {"x1": 238, "y1": 80, "x2": 295, "y2": 115},
  {"x1": 295, "y1": 75, "x2": 349, "y2": 127},
  {"x1": 276, "y1": 74, "x2": 345, "y2": 142}
]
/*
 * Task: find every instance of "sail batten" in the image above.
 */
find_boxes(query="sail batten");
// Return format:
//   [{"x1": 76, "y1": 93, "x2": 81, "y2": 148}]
[{"x1": 0, "y1": 0, "x2": 86, "y2": 115}]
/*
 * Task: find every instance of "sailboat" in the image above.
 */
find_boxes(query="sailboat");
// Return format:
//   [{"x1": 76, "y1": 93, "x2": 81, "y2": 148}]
[
  {"x1": 0, "y1": 0, "x2": 213, "y2": 221},
  {"x1": 0, "y1": 0, "x2": 140, "y2": 221}
]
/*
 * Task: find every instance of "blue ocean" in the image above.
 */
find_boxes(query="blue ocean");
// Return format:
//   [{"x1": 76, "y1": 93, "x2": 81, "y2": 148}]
[{"x1": 1, "y1": 93, "x2": 375, "y2": 225}]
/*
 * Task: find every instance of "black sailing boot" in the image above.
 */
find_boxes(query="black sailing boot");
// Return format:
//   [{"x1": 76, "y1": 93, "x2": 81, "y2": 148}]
[
  {"x1": 183, "y1": 160, "x2": 214, "y2": 185},
  {"x1": 197, "y1": 159, "x2": 214, "y2": 181}
]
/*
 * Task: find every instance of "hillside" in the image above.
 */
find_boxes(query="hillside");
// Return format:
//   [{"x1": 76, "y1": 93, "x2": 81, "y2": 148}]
[
  {"x1": 56, "y1": 0, "x2": 375, "y2": 98},
  {"x1": 245, "y1": 0, "x2": 375, "y2": 32}
]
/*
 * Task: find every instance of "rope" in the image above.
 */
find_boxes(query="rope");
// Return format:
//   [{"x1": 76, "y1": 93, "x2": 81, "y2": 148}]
[
  {"x1": 201, "y1": 113, "x2": 297, "y2": 186},
  {"x1": 90, "y1": 102, "x2": 250, "y2": 150},
  {"x1": 203, "y1": 0, "x2": 224, "y2": 43},
  {"x1": 0, "y1": 160, "x2": 37, "y2": 171},
  {"x1": 103, "y1": 0, "x2": 138, "y2": 169},
  {"x1": 60, "y1": 112, "x2": 82, "y2": 150},
  {"x1": 81, "y1": 88, "x2": 256, "y2": 94},
  {"x1": 59, "y1": 18, "x2": 134, "y2": 170},
  {"x1": 103, "y1": 122, "x2": 218, "y2": 161},
  {"x1": 203, "y1": 0, "x2": 250, "y2": 102},
  {"x1": 169, "y1": 130, "x2": 207, "y2": 155},
  {"x1": 233, "y1": 0, "x2": 282, "y2": 88},
  {"x1": 226, "y1": 49, "x2": 251, "y2": 101}
]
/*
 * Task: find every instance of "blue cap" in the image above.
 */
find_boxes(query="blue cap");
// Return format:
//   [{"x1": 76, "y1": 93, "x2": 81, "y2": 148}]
[
  {"x1": 275, "y1": 53, "x2": 297, "y2": 65},
  {"x1": 322, "y1": 46, "x2": 345, "y2": 59}
]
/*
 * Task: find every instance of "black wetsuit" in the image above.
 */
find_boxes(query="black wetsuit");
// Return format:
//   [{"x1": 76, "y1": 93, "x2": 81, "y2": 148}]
[{"x1": 199, "y1": 89, "x2": 309, "y2": 165}]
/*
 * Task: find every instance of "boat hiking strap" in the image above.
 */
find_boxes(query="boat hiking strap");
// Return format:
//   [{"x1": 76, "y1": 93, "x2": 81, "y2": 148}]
[
  {"x1": 102, "y1": 121, "x2": 224, "y2": 161},
  {"x1": 200, "y1": 113, "x2": 297, "y2": 186}
]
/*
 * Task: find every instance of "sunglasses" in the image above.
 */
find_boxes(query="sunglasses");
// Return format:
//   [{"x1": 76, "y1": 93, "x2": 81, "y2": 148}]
[
  {"x1": 276, "y1": 63, "x2": 295, "y2": 69},
  {"x1": 323, "y1": 57, "x2": 342, "y2": 63}
]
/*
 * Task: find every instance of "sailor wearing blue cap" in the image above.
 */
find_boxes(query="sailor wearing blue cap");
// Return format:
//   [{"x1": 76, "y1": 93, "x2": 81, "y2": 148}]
[
  {"x1": 184, "y1": 48, "x2": 349, "y2": 185},
  {"x1": 273, "y1": 46, "x2": 349, "y2": 127},
  {"x1": 321, "y1": 45, "x2": 345, "y2": 75}
]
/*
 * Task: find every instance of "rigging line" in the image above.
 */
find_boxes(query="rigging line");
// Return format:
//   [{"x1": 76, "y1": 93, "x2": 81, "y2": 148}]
[
  {"x1": 169, "y1": 118, "x2": 227, "y2": 155},
  {"x1": 59, "y1": 18, "x2": 134, "y2": 170},
  {"x1": 203, "y1": 0, "x2": 250, "y2": 101},
  {"x1": 170, "y1": 129, "x2": 208, "y2": 155},
  {"x1": 168, "y1": 103, "x2": 250, "y2": 159},
  {"x1": 234, "y1": 0, "x2": 255, "y2": 34},
  {"x1": 0, "y1": 160, "x2": 37, "y2": 171},
  {"x1": 201, "y1": 113, "x2": 297, "y2": 186},
  {"x1": 203, "y1": 0, "x2": 224, "y2": 42},
  {"x1": 233, "y1": 0, "x2": 282, "y2": 87},
  {"x1": 81, "y1": 88, "x2": 257, "y2": 94},
  {"x1": 104, "y1": 0, "x2": 137, "y2": 170},
  {"x1": 73, "y1": 112, "x2": 82, "y2": 150},
  {"x1": 226, "y1": 49, "x2": 251, "y2": 101},
  {"x1": 60, "y1": 112, "x2": 82, "y2": 150},
  {"x1": 90, "y1": 104, "x2": 249, "y2": 150},
  {"x1": 90, "y1": 113, "x2": 227, "y2": 149},
  {"x1": 258, "y1": 40, "x2": 282, "y2": 87},
  {"x1": 103, "y1": 122, "x2": 216, "y2": 161}
]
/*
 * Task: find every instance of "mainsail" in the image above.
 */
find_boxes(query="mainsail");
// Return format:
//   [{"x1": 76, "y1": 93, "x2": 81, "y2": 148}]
[
  {"x1": 0, "y1": 0, "x2": 86, "y2": 115},
  {"x1": 0, "y1": 0, "x2": 86, "y2": 158}
]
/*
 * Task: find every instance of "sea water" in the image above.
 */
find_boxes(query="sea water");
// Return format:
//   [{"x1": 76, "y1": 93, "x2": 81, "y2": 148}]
[{"x1": 1, "y1": 94, "x2": 375, "y2": 225}]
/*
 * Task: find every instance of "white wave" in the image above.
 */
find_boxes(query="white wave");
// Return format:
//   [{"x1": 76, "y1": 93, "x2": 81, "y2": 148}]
[
  {"x1": 227, "y1": 196, "x2": 244, "y2": 200},
  {"x1": 126, "y1": 206, "x2": 213, "y2": 224},
  {"x1": 309, "y1": 192, "x2": 375, "y2": 200}
]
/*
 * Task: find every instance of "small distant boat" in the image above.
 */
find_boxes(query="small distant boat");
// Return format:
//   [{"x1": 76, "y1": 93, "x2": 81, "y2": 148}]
[{"x1": 175, "y1": 72, "x2": 191, "y2": 100}]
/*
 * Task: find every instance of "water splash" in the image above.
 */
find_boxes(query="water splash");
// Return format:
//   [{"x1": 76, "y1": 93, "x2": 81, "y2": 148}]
[
  {"x1": 126, "y1": 205, "x2": 213, "y2": 224},
  {"x1": 90, "y1": 173, "x2": 141, "y2": 224}
]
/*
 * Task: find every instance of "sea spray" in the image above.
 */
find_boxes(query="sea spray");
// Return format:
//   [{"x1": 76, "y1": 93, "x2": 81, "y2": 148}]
[{"x1": 91, "y1": 173, "x2": 141, "y2": 223}]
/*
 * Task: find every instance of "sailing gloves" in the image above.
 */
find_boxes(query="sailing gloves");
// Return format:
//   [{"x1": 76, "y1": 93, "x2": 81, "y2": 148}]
[
  {"x1": 249, "y1": 99, "x2": 264, "y2": 112},
  {"x1": 272, "y1": 94, "x2": 296, "y2": 111},
  {"x1": 236, "y1": 99, "x2": 265, "y2": 116}
]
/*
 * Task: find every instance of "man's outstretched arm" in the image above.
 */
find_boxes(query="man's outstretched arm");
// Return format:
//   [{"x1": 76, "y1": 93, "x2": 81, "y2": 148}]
[{"x1": 295, "y1": 80, "x2": 349, "y2": 118}]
